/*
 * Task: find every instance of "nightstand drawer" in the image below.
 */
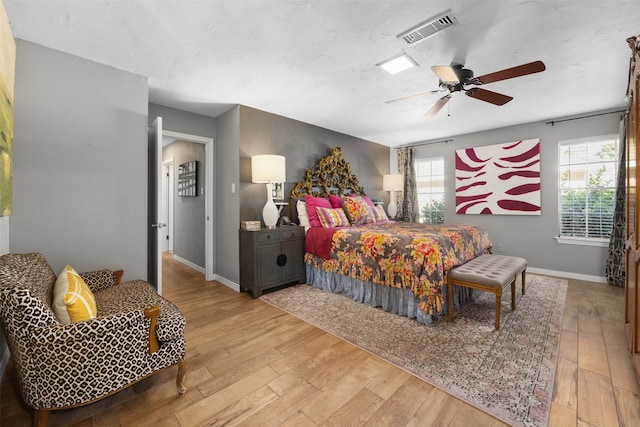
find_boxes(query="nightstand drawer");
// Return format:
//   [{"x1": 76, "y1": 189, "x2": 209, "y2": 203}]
[
  {"x1": 281, "y1": 227, "x2": 304, "y2": 240},
  {"x1": 254, "y1": 230, "x2": 281, "y2": 244}
]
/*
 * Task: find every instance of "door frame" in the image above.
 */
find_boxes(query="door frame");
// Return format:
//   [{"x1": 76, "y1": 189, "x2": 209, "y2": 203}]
[{"x1": 162, "y1": 130, "x2": 215, "y2": 281}]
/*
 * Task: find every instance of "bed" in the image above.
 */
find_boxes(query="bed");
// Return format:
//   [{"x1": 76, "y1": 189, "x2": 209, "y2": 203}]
[{"x1": 289, "y1": 147, "x2": 492, "y2": 324}]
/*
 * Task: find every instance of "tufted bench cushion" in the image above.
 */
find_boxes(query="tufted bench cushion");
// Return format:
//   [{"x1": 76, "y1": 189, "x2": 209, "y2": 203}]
[{"x1": 447, "y1": 254, "x2": 526, "y2": 330}]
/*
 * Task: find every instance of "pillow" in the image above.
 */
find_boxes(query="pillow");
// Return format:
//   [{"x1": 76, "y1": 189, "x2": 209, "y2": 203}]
[
  {"x1": 296, "y1": 199, "x2": 311, "y2": 228},
  {"x1": 341, "y1": 196, "x2": 375, "y2": 226},
  {"x1": 305, "y1": 194, "x2": 332, "y2": 227},
  {"x1": 316, "y1": 207, "x2": 350, "y2": 228},
  {"x1": 371, "y1": 205, "x2": 389, "y2": 223},
  {"x1": 349, "y1": 194, "x2": 376, "y2": 207},
  {"x1": 53, "y1": 265, "x2": 97, "y2": 323},
  {"x1": 329, "y1": 194, "x2": 343, "y2": 209}
]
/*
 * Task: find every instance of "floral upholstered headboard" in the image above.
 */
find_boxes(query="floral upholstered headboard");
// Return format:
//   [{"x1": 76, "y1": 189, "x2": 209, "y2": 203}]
[{"x1": 288, "y1": 147, "x2": 366, "y2": 224}]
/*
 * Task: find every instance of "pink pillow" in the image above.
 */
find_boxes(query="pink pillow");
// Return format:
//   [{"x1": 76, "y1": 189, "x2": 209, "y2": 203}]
[
  {"x1": 329, "y1": 194, "x2": 342, "y2": 209},
  {"x1": 305, "y1": 194, "x2": 332, "y2": 227},
  {"x1": 316, "y1": 207, "x2": 350, "y2": 228}
]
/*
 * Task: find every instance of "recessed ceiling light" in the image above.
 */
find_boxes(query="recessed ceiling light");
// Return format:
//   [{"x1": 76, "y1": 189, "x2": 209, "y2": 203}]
[{"x1": 377, "y1": 53, "x2": 418, "y2": 75}]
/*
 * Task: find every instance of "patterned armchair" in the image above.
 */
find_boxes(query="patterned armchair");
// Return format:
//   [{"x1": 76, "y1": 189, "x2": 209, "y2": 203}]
[{"x1": 0, "y1": 253, "x2": 187, "y2": 426}]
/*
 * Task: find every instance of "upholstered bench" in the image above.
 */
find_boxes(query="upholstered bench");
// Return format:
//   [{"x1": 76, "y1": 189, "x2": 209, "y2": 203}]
[{"x1": 446, "y1": 254, "x2": 527, "y2": 330}]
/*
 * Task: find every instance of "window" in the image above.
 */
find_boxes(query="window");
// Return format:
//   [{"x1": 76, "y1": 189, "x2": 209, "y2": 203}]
[
  {"x1": 558, "y1": 135, "x2": 618, "y2": 243},
  {"x1": 415, "y1": 157, "x2": 445, "y2": 223}
]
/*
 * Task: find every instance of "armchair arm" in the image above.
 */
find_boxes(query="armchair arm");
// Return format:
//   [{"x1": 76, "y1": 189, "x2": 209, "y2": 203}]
[
  {"x1": 80, "y1": 269, "x2": 124, "y2": 292},
  {"x1": 20, "y1": 311, "x2": 154, "y2": 409}
]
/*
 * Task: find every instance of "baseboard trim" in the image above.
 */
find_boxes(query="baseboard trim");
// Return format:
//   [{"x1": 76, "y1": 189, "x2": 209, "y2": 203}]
[
  {"x1": 527, "y1": 267, "x2": 607, "y2": 284},
  {"x1": 172, "y1": 254, "x2": 205, "y2": 274},
  {"x1": 214, "y1": 274, "x2": 240, "y2": 292}
]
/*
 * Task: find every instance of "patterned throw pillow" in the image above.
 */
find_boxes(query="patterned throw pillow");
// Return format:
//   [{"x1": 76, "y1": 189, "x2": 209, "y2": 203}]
[
  {"x1": 341, "y1": 196, "x2": 375, "y2": 225},
  {"x1": 316, "y1": 207, "x2": 351, "y2": 228},
  {"x1": 371, "y1": 205, "x2": 389, "y2": 223},
  {"x1": 53, "y1": 265, "x2": 97, "y2": 323}
]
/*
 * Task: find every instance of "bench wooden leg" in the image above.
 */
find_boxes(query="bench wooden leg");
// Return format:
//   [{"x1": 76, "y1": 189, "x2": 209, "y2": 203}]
[
  {"x1": 511, "y1": 279, "x2": 516, "y2": 311},
  {"x1": 522, "y1": 269, "x2": 526, "y2": 295},
  {"x1": 495, "y1": 289, "x2": 502, "y2": 330}
]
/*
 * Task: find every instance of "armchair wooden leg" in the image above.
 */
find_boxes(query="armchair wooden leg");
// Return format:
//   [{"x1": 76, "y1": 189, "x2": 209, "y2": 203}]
[
  {"x1": 33, "y1": 409, "x2": 50, "y2": 427},
  {"x1": 176, "y1": 357, "x2": 188, "y2": 396}
]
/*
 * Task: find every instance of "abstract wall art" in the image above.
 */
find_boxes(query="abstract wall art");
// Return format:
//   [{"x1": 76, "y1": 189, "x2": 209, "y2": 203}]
[
  {"x1": 0, "y1": 1, "x2": 15, "y2": 216},
  {"x1": 455, "y1": 138, "x2": 541, "y2": 215}
]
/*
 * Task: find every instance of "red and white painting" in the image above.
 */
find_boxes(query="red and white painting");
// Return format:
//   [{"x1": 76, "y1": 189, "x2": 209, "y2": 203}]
[{"x1": 455, "y1": 138, "x2": 541, "y2": 215}]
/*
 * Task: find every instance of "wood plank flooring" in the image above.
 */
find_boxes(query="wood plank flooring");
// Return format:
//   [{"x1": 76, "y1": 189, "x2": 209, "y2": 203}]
[{"x1": 1, "y1": 253, "x2": 639, "y2": 426}]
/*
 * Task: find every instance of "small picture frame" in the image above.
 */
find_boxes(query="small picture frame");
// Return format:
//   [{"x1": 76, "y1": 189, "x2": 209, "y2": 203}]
[
  {"x1": 272, "y1": 182, "x2": 284, "y2": 202},
  {"x1": 178, "y1": 161, "x2": 197, "y2": 197}
]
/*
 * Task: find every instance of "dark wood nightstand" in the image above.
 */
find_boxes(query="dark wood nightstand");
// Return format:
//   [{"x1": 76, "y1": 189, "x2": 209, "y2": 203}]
[{"x1": 239, "y1": 226, "x2": 305, "y2": 298}]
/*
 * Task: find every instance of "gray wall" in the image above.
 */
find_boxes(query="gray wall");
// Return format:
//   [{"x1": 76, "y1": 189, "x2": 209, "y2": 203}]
[
  {"x1": 149, "y1": 103, "x2": 216, "y2": 137},
  {"x1": 238, "y1": 105, "x2": 390, "y2": 223},
  {"x1": 10, "y1": 40, "x2": 148, "y2": 279},
  {"x1": 408, "y1": 109, "x2": 622, "y2": 279},
  {"x1": 163, "y1": 141, "x2": 206, "y2": 267},
  {"x1": 2, "y1": 40, "x2": 148, "y2": 376},
  {"x1": 215, "y1": 106, "x2": 241, "y2": 284}
]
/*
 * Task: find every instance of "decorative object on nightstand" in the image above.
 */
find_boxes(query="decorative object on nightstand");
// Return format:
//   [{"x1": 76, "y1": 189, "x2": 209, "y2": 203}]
[
  {"x1": 252, "y1": 154, "x2": 286, "y2": 229},
  {"x1": 239, "y1": 226, "x2": 305, "y2": 298},
  {"x1": 383, "y1": 174, "x2": 404, "y2": 219}
]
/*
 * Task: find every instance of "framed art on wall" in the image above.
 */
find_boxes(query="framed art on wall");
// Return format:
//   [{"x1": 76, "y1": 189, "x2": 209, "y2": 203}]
[
  {"x1": 0, "y1": 2, "x2": 16, "y2": 216},
  {"x1": 455, "y1": 138, "x2": 541, "y2": 215},
  {"x1": 178, "y1": 161, "x2": 197, "y2": 197}
]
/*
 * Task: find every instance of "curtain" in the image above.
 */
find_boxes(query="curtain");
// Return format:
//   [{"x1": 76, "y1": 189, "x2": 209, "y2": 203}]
[
  {"x1": 606, "y1": 118, "x2": 626, "y2": 288},
  {"x1": 396, "y1": 147, "x2": 419, "y2": 222}
]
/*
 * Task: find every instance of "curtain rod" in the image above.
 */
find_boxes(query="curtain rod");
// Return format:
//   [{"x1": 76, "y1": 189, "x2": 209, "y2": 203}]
[
  {"x1": 398, "y1": 138, "x2": 453, "y2": 149},
  {"x1": 546, "y1": 109, "x2": 625, "y2": 126}
]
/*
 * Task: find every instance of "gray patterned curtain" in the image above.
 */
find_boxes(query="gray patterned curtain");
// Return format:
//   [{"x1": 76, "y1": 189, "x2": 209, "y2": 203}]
[
  {"x1": 396, "y1": 147, "x2": 419, "y2": 222},
  {"x1": 606, "y1": 118, "x2": 626, "y2": 287}
]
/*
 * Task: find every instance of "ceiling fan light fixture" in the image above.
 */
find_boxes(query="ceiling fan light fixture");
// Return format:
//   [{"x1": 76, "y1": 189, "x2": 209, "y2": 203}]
[{"x1": 377, "y1": 53, "x2": 418, "y2": 75}]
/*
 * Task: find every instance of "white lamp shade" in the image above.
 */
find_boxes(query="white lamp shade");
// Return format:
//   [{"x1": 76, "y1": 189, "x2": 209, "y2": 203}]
[
  {"x1": 383, "y1": 174, "x2": 404, "y2": 191},
  {"x1": 252, "y1": 155, "x2": 286, "y2": 183}
]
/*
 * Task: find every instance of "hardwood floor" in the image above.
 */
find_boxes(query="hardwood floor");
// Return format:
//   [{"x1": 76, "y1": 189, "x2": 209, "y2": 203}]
[{"x1": 1, "y1": 254, "x2": 639, "y2": 426}]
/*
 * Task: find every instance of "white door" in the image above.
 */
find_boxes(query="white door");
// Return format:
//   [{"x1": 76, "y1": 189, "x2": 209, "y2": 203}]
[
  {"x1": 162, "y1": 159, "x2": 174, "y2": 252},
  {"x1": 148, "y1": 117, "x2": 164, "y2": 294}
]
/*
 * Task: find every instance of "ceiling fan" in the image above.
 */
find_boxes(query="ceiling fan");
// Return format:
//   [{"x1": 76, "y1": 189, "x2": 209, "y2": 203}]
[{"x1": 386, "y1": 60, "x2": 546, "y2": 118}]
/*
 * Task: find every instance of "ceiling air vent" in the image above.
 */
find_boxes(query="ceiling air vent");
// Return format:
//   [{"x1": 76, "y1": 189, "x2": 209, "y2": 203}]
[{"x1": 398, "y1": 10, "x2": 458, "y2": 46}]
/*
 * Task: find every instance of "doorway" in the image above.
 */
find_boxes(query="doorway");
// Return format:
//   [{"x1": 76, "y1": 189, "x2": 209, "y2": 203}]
[{"x1": 161, "y1": 130, "x2": 215, "y2": 281}]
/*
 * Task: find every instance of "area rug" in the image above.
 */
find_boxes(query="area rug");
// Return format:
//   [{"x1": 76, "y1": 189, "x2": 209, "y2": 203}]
[{"x1": 260, "y1": 274, "x2": 567, "y2": 427}]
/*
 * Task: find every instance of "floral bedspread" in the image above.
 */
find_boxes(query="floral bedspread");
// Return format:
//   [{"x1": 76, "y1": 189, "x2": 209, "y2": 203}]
[{"x1": 304, "y1": 222, "x2": 492, "y2": 315}]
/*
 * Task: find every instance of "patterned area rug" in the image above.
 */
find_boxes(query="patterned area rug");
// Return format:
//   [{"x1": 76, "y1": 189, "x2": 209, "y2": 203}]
[{"x1": 260, "y1": 274, "x2": 567, "y2": 427}]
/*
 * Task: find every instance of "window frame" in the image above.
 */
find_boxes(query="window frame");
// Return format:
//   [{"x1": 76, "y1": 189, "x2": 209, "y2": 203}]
[
  {"x1": 415, "y1": 156, "x2": 445, "y2": 224},
  {"x1": 556, "y1": 134, "x2": 619, "y2": 247}
]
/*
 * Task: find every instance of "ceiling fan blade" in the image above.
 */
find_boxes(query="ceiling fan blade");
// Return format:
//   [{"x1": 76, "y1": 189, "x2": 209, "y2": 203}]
[
  {"x1": 431, "y1": 65, "x2": 460, "y2": 84},
  {"x1": 425, "y1": 95, "x2": 451, "y2": 118},
  {"x1": 385, "y1": 89, "x2": 444, "y2": 104},
  {"x1": 466, "y1": 87, "x2": 513, "y2": 105},
  {"x1": 473, "y1": 60, "x2": 546, "y2": 85}
]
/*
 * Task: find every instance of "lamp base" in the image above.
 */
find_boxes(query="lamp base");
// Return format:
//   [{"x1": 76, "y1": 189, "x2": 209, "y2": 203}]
[
  {"x1": 263, "y1": 183, "x2": 279, "y2": 228},
  {"x1": 387, "y1": 190, "x2": 397, "y2": 219}
]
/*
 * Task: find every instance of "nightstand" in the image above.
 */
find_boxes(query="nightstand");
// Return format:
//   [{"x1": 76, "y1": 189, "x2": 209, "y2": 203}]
[{"x1": 239, "y1": 226, "x2": 305, "y2": 298}]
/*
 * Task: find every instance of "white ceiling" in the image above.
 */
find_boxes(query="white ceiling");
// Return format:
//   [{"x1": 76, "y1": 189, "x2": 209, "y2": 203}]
[{"x1": 4, "y1": 1, "x2": 639, "y2": 147}]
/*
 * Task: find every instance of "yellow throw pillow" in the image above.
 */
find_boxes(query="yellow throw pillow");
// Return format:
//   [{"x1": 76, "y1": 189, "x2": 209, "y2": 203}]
[{"x1": 53, "y1": 265, "x2": 97, "y2": 323}]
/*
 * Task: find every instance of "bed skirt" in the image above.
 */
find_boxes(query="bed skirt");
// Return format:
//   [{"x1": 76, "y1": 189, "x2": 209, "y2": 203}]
[{"x1": 306, "y1": 264, "x2": 473, "y2": 325}]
